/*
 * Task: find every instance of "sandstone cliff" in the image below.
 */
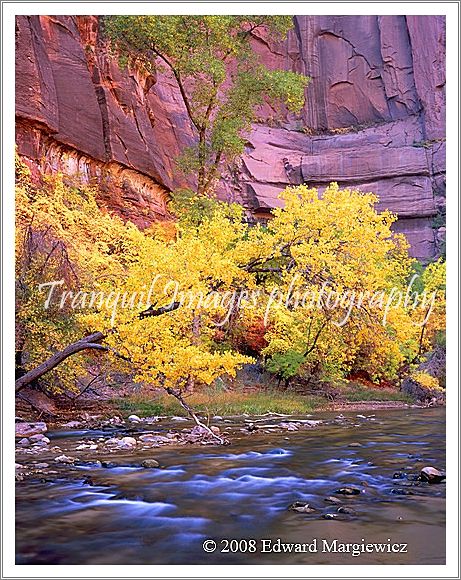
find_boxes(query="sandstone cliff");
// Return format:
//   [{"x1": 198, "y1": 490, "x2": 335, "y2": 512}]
[{"x1": 15, "y1": 15, "x2": 445, "y2": 259}]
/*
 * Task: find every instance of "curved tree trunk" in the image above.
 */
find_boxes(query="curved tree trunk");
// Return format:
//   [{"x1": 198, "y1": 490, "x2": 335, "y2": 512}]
[
  {"x1": 15, "y1": 301, "x2": 181, "y2": 392},
  {"x1": 15, "y1": 332, "x2": 106, "y2": 392}
]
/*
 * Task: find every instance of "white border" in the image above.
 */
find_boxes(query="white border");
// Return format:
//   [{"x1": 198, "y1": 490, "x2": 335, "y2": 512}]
[{"x1": 2, "y1": 2, "x2": 459, "y2": 578}]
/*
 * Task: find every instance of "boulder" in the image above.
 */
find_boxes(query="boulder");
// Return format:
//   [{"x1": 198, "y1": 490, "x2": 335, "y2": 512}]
[
  {"x1": 420, "y1": 466, "x2": 446, "y2": 484},
  {"x1": 120, "y1": 437, "x2": 137, "y2": 448},
  {"x1": 15, "y1": 422, "x2": 47, "y2": 438},
  {"x1": 29, "y1": 433, "x2": 49, "y2": 443},
  {"x1": 128, "y1": 415, "x2": 142, "y2": 423}
]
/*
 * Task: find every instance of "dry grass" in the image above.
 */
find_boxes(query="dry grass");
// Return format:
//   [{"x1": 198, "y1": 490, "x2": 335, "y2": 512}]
[{"x1": 114, "y1": 386, "x2": 320, "y2": 417}]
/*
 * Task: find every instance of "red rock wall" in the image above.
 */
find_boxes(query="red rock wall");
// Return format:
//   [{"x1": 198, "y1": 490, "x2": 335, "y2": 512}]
[{"x1": 15, "y1": 15, "x2": 445, "y2": 258}]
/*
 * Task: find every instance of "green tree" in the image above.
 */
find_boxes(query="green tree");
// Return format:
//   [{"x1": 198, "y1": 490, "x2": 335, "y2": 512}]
[{"x1": 105, "y1": 16, "x2": 309, "y2": 197}]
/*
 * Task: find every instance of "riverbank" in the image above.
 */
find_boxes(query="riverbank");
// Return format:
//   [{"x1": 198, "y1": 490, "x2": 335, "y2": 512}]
[
  {"x1": 16, "y1": 378, "x2": 442, "y2": 432},
  {"x1": 15, "y1": 398, "x2": 440, "y2": 482}
]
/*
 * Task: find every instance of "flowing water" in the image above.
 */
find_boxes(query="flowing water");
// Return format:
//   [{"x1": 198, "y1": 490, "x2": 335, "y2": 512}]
[{"x1": 16, "y1": 407, "x2": 445, "y2": 565}]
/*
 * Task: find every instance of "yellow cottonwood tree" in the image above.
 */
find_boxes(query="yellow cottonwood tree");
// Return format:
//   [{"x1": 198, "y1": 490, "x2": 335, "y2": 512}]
[{"x1": 16, "y1": 159, "x2": 445, "y2": 409}]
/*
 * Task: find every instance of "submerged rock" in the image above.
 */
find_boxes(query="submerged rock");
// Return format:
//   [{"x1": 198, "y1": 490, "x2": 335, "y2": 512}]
[
  {"x1": 391, "y1": 488, "x2": 415, "y2": 495},
  {"x1": 288, "y1": 501, "x2": 317, "y2": 513},
  {"x1": 324, "y1": 496, "x2": 343, "y2": 505},
  {"x1": 420, "y1": 466, "x2": 446, "y2": 483},
  {"x1": 141, "y1": 459, "x2": 160, "y2": 468},
  {"x1": 337, "y1": 506, "x2": 356, "y2": 515},
  {"x1": 101, "y1": 461, "x2": 118, "y2": 468},
  {"x1": 322, "y1": 513, "x2": 346, "y2": 520},
  {"x1": 335, "y1": 487, "x2": 361, "y2": 496}
]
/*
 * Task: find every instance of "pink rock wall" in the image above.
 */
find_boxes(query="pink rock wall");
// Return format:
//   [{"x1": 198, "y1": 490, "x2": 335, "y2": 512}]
[{"x1": 15, "y1": 15, "x2": 445, "y2": 258}]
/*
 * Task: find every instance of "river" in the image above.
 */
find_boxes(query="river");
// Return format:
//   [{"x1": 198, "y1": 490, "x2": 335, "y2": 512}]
[{"x1": 15, "y1": 407, "x2": 445, "y2": 565}]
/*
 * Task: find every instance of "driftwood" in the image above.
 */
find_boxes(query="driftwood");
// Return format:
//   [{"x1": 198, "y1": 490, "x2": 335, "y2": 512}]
[{"x1": 165, "y1": 386, "x2": 225, "y2": 444}]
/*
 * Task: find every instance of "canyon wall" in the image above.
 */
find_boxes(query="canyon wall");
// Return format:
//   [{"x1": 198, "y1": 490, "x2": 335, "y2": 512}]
[{"x1": 15, "y1": 15, "x2": 445, "y2": 259}]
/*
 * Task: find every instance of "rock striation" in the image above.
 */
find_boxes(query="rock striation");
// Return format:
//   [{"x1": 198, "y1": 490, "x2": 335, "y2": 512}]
[{"x1": 15, "y1": 15, "x2": 445, "y2": 258}]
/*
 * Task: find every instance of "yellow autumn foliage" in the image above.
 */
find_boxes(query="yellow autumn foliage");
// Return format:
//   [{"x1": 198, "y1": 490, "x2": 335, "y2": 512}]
[{"x1": 15, "y1": 157, "x2": 446, "y2": 395}]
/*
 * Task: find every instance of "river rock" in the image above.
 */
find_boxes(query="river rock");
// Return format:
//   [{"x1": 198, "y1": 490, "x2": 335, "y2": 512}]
[
  {"x1": 32, "y1": 440, "x2": 50, "y2": 447},
  {"x1": 324, "y1": 496, "x2": 343, "y2": 504},
  {"x1": 101, "y1": 461, "x2": 118, "y2": 468},
  {"x1": 337, "y1": 506, "x2": 356, "y2": 515},
  {"x1": 15, "y1": 422, "x2": 47, "y2": 438},
  {"x1": 120, "y1": 437, "x2": 137, "y2": 448},
  {"x1": 280, "y1": 422, "x2": 299, "y2": 431},
  {"x1": 34, "y1": 462, "x2": 49, "y2": 469},
  {"x1": 288, "y1": 501, "x2": 317, "y2": 513},
  {"x1": 322, "y1": 513, "x2": 342, "y2": 520},
  {"x1": 141, "y1": 459, "x2": 160, "y2": 468},
  {"x1": 62, "y1": 420, "x2": 83, "y2": 428},
  {"x1": 17, "y1": 438, "x2": 30, "y2": 446},
  {"x1": 128, "y1": 414, "x2": 142, "y2": 423},
  {"x1": 335, "y1": 487, "x2": 361, "y2": 495},
  {"x1": 391, "y1": 488, "x2": 415, "y2": 495},
  {"x1": 420, "y1": 466, "x2": 446, "y2": 483},
  {"x1": 143, "y1": 416, "x2": 159, "y2": 423},
  {"x1": 138, "y1": 434, "x2": 172, "y2": 444},
  {"x1": 29, "y1": 433, "x2": 46, "y2": 442},
  {"x1": 348, "y1": 442, "x2": 362, "y2": 447},
  {"x1": 171, "y1": 416, "x2": 189, "y2": 422},
  {"x1": 54, "y1": 454, "x2": 75, "y2": 464}
]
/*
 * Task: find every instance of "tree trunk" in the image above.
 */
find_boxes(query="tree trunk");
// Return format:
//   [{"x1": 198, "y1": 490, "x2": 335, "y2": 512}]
[
  {"x1": 15, "y1": 332, "x2": 106, "y2": 392},
  {"x1": 15, "y1": 301, "x2": 182, "y2": 392}
]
